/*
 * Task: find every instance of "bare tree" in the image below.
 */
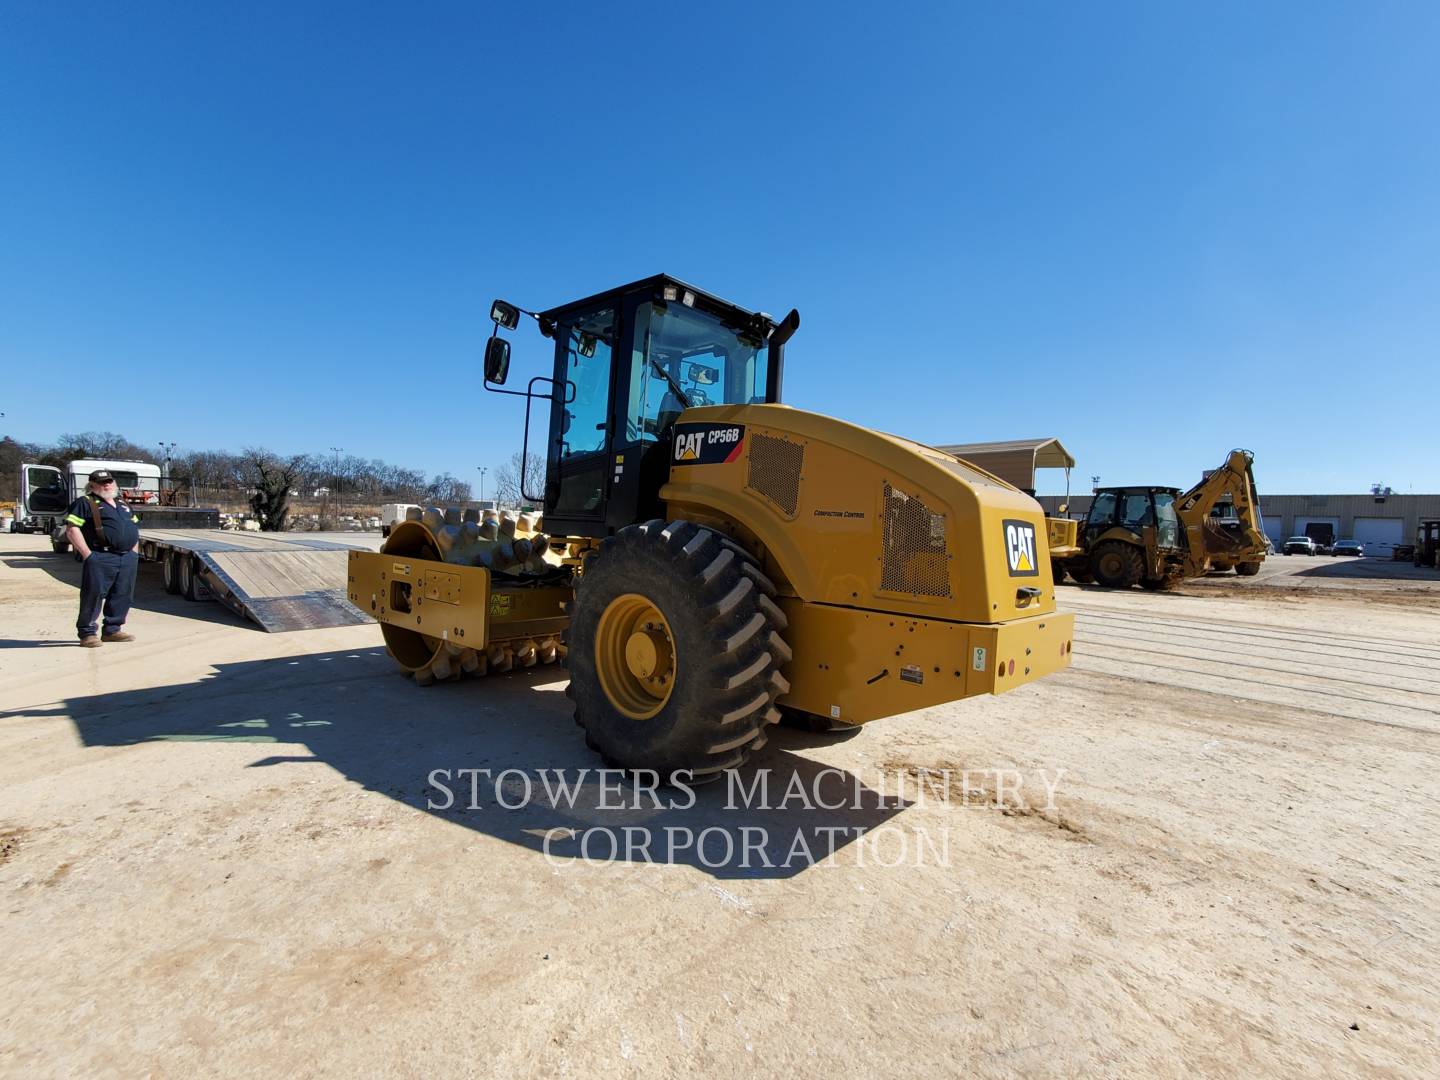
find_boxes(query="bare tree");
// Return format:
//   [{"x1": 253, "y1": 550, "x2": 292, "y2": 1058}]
[
  {"x1": 11, "y1": 428, "x2": 436, "y2": 512},
  {"x1": 424, "y1": 472, "x2": 472, "y2": 504},
  {"x1": 492, "y1": 451, "x2": 546, "y2": 507},
  {"x1": 55, "y1": 431, "x2": 158, "y2": 463},
  {"x1": 245, "y1": 449, "x2": 310, "y2": 531}
]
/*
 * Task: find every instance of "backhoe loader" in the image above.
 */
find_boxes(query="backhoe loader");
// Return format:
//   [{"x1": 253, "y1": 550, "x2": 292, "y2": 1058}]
[
  {"x1": 347, "y1": 276, "x2": 1073, "y2": 777},
  {"x1": 1062, "y1": 449, "x2": 1266, "y2": 589}
]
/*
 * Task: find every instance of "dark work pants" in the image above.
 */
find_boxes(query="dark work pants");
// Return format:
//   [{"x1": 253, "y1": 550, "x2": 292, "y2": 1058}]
[{"x1": 77, "y1": 550, "x2": 138, "y2": 639}]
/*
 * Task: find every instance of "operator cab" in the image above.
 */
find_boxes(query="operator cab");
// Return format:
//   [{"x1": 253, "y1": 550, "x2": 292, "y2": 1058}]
[
  {"x1": 1085, "y1": 486, "x2": 1183, "y2": 549},
  {"x1": 483, "y1": 275, "x2": 798, "y2": 539}
]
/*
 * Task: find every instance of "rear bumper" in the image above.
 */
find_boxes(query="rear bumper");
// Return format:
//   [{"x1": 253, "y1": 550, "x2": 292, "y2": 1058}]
[
  {"x1": 969, "y1": 612, "x2": 1076, "y2": 694},
  {"x1": 777, "y1": 601, "x2": 1075, "y2": 725}
]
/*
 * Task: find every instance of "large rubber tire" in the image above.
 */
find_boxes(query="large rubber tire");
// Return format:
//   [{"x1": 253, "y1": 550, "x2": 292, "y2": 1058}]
[
  {"x1": 1091, "y1": 541, "x2": 1144, "y2": 589},
  {"x1": 1067, "y1": 563, "x2": 1095, "y2": 584},
  {"x1": 162, "y1": 550, "x2": 183, "y2": 594},
  {"x1": 178, "y1": 555, "x2": 206, "y2": 601},
  {"x1": 1235, "y1": 561, "x2": 1262, "y2": 577},
  {"x1": 1051, "y1": 560, "x2": 1068, "y2": 585},
  {"x1": 567, "y1": 520, "x2": 790, "y2": 779}
]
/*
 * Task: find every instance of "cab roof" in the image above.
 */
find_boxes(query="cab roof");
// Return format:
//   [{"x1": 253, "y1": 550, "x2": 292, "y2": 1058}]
[{"x1": 539, "y1": 274, "x2": 775, "y2": 335}]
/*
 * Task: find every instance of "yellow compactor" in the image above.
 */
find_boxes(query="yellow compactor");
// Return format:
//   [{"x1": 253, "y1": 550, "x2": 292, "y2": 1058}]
[{"x1": 349, "y1": 276, "x2": 1073, "y2": 777}]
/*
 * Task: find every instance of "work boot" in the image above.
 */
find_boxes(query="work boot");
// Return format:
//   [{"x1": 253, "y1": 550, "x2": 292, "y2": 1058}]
[
  {"x1": 101, "y1": 631, "x2": 135, "y2": 643},
  {"x1": 80, "y1": 636, "x2": 102, "y2": 648}
]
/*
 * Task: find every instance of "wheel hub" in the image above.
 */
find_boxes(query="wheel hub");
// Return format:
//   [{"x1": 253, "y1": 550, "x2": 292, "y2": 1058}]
[
  {"x1": 625, "y1": 627, "x2": 672, "y2": 681},
  {"x1": 596, "y1": 594, "x2": 676, "y2": 720}
]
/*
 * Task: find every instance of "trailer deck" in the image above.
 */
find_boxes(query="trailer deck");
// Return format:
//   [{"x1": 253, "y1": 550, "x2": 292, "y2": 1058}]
[{"x1": 138, "y1": 529, "x2": 381, "y2": 632}]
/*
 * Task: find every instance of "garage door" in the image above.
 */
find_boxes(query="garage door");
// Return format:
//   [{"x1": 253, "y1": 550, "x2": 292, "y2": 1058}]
[
  {"x1": 1259, "y1": 511, "x2": 1286, "y2": 547},
  {"x1": 1352, "y1": 517, "x2": 1404, "y2": 556},
  {"x1": 1295, "y1": 516, "x2": 1340, "y2": 543}
]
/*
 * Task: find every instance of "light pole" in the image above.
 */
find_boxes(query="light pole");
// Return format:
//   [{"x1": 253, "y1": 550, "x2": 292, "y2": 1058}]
[
  {"x1": 329, "y1": 446, "x2": 344, "y2": 525},
  {"x1": 477, "y1": 466, "x2": 487, "y2": 505}
]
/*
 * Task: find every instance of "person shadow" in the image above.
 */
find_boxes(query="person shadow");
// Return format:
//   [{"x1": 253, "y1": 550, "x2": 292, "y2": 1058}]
[
  {"x1": 0, "y1": 552, "x2": 251, "y2": 631},
  {"x1": 10, "y1": 648, "x2": 913, "y2": 880}
]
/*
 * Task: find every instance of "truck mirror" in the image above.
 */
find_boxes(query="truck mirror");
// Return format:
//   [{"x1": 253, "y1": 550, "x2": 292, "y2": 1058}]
[
  {"x1": 484, "y1": 337, "x2": 511, "y2": 385},
  {"x1": 490, "y1": 300, "x2": 520, "y2": 331}
]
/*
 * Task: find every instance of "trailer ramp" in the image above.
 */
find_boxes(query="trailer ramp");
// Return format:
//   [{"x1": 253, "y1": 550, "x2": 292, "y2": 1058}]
[{"x1": 140, "y1": 530, "x2": 374, "y2": 632}]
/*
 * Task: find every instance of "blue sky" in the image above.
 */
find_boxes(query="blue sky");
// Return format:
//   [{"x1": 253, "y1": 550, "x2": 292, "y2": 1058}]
[{"x1": 2, "y1": 1, "x2": 1437, "y2": 495}]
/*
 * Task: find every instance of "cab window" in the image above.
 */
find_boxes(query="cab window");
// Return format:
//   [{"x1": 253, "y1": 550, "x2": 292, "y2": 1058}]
[
  {"x1": 1086, "y1": 492, "x2": 1116, "y2": 526},
  {"x1": 1121, "y1": 493, "x2": 1154, "y2": 528},
  {"x1": 558, "y1": 308, "x2": 617, "y2": 458},
  {"x1": 1153, "y1": 492, "x2": 1179, "y2": 546},
  {"x1": 626, "y1": 300, "x2": 769, "y2": 443}
]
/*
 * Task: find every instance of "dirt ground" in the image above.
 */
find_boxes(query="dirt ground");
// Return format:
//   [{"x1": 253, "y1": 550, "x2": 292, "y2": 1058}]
[{"x1": 2, "y1": 533, "x2": 1438, "y2": 1078}]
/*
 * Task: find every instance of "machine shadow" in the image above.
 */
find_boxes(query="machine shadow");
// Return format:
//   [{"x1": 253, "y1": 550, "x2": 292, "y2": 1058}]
[
  {"x1": 0, "y1": 551, "x2": 253, "y2": 629},
  {"x1": 1290, "y1": 558, "x2": 1440, "y2": 583},
  {"x1": 38, "y1": 647, "x2": 909, "y2": 880}
]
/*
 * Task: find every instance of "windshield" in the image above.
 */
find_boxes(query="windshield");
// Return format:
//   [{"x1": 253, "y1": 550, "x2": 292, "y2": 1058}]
[{"x1": 627, "y1": 301, "x2": 769, "y2": 443}]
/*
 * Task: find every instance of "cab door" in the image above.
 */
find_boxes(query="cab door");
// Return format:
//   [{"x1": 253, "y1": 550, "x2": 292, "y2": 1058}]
[
  {"x1": 20, "y1": 464, "x2": 67, "y2": 520},
  {"x1": 544, "y1": 304, "x2": 620, "y2": 536}
]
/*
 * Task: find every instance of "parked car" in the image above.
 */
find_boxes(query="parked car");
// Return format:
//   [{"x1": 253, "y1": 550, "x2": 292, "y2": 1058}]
[
  {"x1": 1283, "y1": 535, "x2": 1319, "y2": 556},
  {"x1": 1332, "y1": 539, "x2": 1365, "y2": 557}
]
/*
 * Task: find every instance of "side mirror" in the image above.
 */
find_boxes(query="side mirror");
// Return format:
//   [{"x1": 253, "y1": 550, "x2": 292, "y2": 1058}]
[
  {"x1": 490, "y1": 300, "x2": 520, "y2": 331},
  {"x1": 484, "y1": 337, "x2": 511, "y2": 385}
]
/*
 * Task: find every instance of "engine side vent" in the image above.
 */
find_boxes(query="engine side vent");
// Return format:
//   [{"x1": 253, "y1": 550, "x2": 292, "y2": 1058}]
[
  {"x1": 746, "y1": 433, "x2": 804, "y2": 517},
  {"x1": 880, "y1": 482, "x2": 951, "y2": 597}
]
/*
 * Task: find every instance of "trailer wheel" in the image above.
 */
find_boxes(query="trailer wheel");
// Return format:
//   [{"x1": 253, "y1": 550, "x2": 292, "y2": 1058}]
[
  {"x1": 178, "y1": 555, "x2": 206, "y2": 601},
  {"x1": 1235, "y1": 561, "x2": 1262, "y2": 576},
  {"x1": 162, "y1": 550, "x2": 183, "y2": 594},
  {"x1": 1091, "y1": 541, "x2": 1144, "y2": 589},
  {"x1": 567, "y1": 520, "x2": 788, "y2": 779}
]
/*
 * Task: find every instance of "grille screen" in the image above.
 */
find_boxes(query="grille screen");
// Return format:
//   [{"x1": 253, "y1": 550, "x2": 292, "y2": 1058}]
[
  {"x1": 746, "y1": 433, "x2": 804, "y2": 517},
  {"x1": 880, "y1": 482, "x2": 951, "y2": 597}
]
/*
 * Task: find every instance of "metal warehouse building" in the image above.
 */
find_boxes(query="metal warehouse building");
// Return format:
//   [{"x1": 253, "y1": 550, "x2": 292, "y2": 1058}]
[{"x1": 1033, "y1": 493, "x2": 1440, "y2": 557}]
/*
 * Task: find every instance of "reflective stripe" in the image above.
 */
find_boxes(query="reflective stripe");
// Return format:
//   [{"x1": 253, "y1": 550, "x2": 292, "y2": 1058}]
[{"x1": 65, "y1": 514, "x2": 86, "y2": 526}]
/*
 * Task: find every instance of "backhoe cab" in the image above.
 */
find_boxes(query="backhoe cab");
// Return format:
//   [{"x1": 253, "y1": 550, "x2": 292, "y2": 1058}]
[{"x1": 349, "y1": 275, "x2": 1073, "y2": 778}]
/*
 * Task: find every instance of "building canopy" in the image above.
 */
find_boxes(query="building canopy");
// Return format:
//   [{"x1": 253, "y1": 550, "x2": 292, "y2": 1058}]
[{"x1": 936, "y1": 437, "x2": 1075, "y2": 492}]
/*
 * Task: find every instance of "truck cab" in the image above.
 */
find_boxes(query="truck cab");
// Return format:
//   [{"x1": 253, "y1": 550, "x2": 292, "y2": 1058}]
[
  {"x1": 17, "y1": 459, "x2": 216, "y2": 551},
  {"x1": 18, "y1": 460, "x2": 163, "y2": 551}
]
